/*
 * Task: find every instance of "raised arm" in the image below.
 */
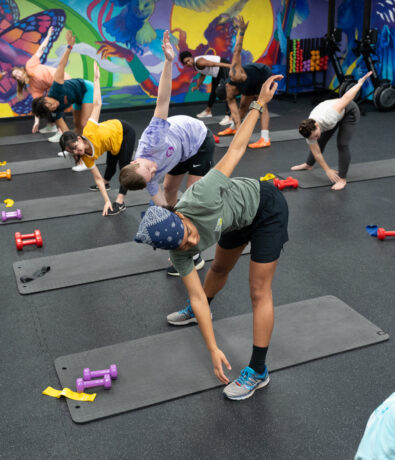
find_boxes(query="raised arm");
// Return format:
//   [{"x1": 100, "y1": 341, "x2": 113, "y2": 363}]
[
  {"x1": 153, "y1": 30, "x2": 174, "y2": 120},
  {"x1": 332, "y1": 71, "x2": 372, "y2": 113},
  {"x1": 35, "y1": 27, "x2": 53, "y2": 60},
  {"x1": 54, "y1": 30, "x2": 75, "y2": 84},
  {"x1": 216, "y1": 75, "x2": 283, "y2": 177},
  {"x1": 229, "y1": 16, "x2": 248, "y2": 81},
  {"x1": 90, "y1": 61, "x2": 102, "y2": 122}
]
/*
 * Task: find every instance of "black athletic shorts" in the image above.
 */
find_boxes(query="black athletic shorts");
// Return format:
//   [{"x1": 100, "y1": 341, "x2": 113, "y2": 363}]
[
  {"x1": 167, "y1": 129, "x2": 215, "y2": 177},
  {"x1": 218, "y1": 181, "x2": 289, "y2": 263}
]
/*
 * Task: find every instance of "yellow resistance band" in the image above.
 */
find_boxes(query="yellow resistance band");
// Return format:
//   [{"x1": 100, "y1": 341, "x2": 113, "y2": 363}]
[
  {"x1": 260, "y1": 173, "x2": 276, "y2": 181},
  {"x1": 42, "y1": 386, "x2": 96, "y2": 402}
]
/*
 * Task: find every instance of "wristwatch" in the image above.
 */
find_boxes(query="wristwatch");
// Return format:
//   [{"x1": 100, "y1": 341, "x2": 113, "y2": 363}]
[{"x1": 249, "y1": 100, "x2": 265, "y2": 113}]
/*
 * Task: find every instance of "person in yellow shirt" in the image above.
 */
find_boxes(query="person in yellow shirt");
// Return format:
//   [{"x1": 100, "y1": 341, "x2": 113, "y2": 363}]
[{"x1": 59, "y1": 62, "x2": 136, "y2": 216}]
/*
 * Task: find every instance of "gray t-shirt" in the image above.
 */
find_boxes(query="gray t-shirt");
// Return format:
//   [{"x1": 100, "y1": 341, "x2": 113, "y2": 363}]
[
  {"x1": 306, "y1": 100, "x2": 345, "y2": 145},
  {"x1": 169, "y1": 169, "x2": 260, "y2": 277},
  {"x1": 135, "y1": 116, "x2": 207, "y2": 196}
]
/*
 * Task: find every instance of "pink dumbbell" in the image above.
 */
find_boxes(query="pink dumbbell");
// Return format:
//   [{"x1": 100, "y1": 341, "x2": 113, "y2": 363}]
[
  {"x1": 377, "y1": 227, "x2": 395, "y2": 240},
  {"x1": 76, "y1": 374, "x2": 112, "y2": 393},
  {"x1": 83, "y1": 364, "x2": 118, "y2": 381},
  {"x1": 2, "y1": 209, "x2": 22, "y2": 222}
]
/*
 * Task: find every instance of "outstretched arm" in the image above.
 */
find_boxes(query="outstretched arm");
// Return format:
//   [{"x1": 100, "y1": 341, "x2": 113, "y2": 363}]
[
  {"x1": 153, "y1": 30, "x2": 174, "y2": 120},
  {"x1": 195, "y1": 57, "x2": 231, "y2": 69},
  {"x1": 332, "y1": 71, "x2": 372, "y2": 113},
  {"x1": 215, "y1": 75, "x2": 283, "y2": 177},
  {"x1": 182, "y1": 269, "x2": 231, "y2": 384},
  {"x1": 191, "y1": 74, "x2": 205, "y2": 92},
  {"x1": 308, "y1": 142, "x2": 340, "y2": 183},
  {"x1": 35, "y1": 27, "x2": 53, "y2": 60},
  {"x1": 54, "y1": 30, "x2": 75, "y2": 84},
  {"x1": 90, "y1": 61, "x2": 102, "y2": 123},
  {"x1": 229, "y1": 16, "x2": 248, "y2": 81}
]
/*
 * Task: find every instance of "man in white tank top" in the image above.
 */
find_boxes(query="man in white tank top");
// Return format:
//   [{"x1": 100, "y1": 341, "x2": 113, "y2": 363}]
[{"x1": 180, "y1": 51, "x2": 232, "y2": 125}]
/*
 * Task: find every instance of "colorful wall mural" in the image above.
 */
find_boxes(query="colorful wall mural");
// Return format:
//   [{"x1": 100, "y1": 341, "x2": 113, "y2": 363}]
[{"x1": 0, "y1": 0, "x2": 394, "y2": 118}]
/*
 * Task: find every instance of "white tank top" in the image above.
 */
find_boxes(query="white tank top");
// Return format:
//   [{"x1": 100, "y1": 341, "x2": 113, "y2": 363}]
[{"x1": 194, "y1": 55, "x2": 221, "y2": 78}]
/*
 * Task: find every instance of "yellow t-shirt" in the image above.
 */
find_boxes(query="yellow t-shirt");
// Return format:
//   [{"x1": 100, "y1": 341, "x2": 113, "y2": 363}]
[{"x1": 81, "y1": 119, "x2": 123, "y2": 168}]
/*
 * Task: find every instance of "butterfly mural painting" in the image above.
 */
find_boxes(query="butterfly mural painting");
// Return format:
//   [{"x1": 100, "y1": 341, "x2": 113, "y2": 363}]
[{"x1": 0, "y1": 0, "x2": 66, "y2": 114}]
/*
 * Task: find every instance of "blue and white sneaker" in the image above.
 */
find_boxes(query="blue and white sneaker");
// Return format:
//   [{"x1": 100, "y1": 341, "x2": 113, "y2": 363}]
[
  {"x1": 167, "y1": 300, "x2": 197, "y2": 326},
  {"x1": 223, "y1": 366, "x2": 270, "y2": 400},
  {"x1": 167, "y1": 300, "x2": 212, "y2": 326}
]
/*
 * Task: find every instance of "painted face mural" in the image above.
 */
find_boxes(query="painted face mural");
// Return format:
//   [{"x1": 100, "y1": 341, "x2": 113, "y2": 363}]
[{"x1": 0, "y1": 0, "x2": 394, "y2": 118}]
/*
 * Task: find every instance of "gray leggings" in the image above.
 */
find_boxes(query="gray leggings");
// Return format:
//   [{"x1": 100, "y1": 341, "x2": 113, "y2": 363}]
[{"x1": 306, "y1": 101, "x2": 360, "y2": 178}]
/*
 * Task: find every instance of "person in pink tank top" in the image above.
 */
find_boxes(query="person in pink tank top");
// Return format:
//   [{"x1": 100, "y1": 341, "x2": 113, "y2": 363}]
[{"x1": 10, "y1": 26, "x2": 71, "y2": 141}]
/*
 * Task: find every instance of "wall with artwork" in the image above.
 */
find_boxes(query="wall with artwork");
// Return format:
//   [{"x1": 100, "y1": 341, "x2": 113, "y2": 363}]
[{"x1": 0, "y1": 0, "x2": 394, "y2": 118}]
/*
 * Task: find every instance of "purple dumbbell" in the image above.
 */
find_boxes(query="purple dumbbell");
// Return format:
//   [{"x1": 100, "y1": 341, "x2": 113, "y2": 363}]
[
  {"x1": 76, "y1": 373, "x2": 112, "y2": 393},
  {"x1": 83, "y1": 364, "x2": 118, "y2": 381},
  {"x1": 2, "y1": 209, "x2": 22, "y2": 222}
]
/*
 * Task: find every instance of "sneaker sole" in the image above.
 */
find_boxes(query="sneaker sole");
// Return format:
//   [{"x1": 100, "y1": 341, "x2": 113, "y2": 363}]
[
  {"x1": 194, "y1": 259, "x2": 205, "y2": 271},
  {"x1": 167, "y1": 317, "x2": 198, "y2": 326},
  {"x1": 89, "y1": 187, "x2": 111, "y2": 192},
  {"x1": 107, "y1": 207, "x2": 126, "y2": 216},
  {"x1": 223, "y1": 376, "x2": 270, "y2": 401},
  {"x1": 167, "y1": 259, "x2": 205, "y2": 276}
]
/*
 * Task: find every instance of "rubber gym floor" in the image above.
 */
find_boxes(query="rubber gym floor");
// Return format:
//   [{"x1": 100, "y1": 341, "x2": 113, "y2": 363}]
[{"x1": 1, "y1": 96, "x2": 394, "y2": 460}]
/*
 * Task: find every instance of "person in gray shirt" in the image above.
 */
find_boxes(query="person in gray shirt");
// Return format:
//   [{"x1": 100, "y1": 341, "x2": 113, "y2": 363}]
[{"x1": 135, "y1": 74, "x2": 288, "y2": 401}]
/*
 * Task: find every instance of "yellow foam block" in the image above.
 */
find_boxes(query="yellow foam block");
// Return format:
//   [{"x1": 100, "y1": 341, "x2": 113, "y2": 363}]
[
  {"x1": 0, "y1": 161, "x2": 6, "y2": 166},
  {"x1": 42, "y1": 386, "x2": 96, "y2": 402}
]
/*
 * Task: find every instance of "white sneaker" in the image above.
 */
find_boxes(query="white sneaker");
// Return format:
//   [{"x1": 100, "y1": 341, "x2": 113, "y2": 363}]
[
  {"x1": 39, "y1": 124, "x2": 58, "y2": 134},
  {"x1": 72, "y1": 162, "x2": 88, "y2": 172},
  {"x1": 48, "y1": 132, "x2": 62, "y2": 143},
  {"x1": 219, "y1": 115, "x2": 232, "y2": 126},
  {"x1": 196, "y1": 110, "x2": 213, "y2": 118},
  {"x1": 58, "y1": 151, "x2": 69, "y2": 158}
]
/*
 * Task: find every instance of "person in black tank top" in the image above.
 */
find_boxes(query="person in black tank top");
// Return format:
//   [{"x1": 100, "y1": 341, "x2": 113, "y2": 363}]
[{"x1": 218, "y1": 17, "x2": 273, "y2": 150}]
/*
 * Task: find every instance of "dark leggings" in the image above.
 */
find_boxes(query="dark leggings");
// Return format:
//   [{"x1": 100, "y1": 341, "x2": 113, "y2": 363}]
[
  {"x1": 104, "y1": 121, "x2": 136, "y2": 195},
  {"x1": 305, "y1": 101, "x2": 360, "y2": 178},
  {"x1": 207, "y1": 61, "x2": 230, "y2": 115}
]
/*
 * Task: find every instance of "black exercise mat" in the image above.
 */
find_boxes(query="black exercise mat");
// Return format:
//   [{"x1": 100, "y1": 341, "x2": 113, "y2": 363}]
[
  {"x1": 13, "y1": 245, "x2": 249, "y2": 294},
  {"x1": 6, "y1": 156, "x2": 105, "y2": 175},
  {"x1": 0, "y1": 190, "x2": 151, "y2": 224},
  {"x1": 202, "y1": 112, "x2": 280, "y2": 125},
  {"x1": 0, "y1": 133, "x2": 52, "y2": 145},
  {"x1": 276, "y1": 159, "x2": 395, "y2": 188},
  {"x1": 54, "y1": 295, "x2": 389, "y2": 423},
  {"x1": 217, "y1": 129, "x2": 301, "y2": 147}
]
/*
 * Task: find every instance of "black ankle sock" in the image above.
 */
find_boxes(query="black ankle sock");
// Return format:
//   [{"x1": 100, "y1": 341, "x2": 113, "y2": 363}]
[
  {"x1": 248, "y1": 345, "x2": 268, "y2": 374},
  {"x1": 207, "y1": 297, "x2": 213, "y2": 305}
]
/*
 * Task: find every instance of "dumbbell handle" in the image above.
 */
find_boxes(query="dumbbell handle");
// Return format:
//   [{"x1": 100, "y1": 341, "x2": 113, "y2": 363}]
[
  {"x1": 2, "y1": 209, "x2": 22, "y2": 222},
  {"x1": 76, "y1": 374, "x2": 112, "y2": 393},
  {"x1": 377, "y1": 228, "x2": 395, "y2": 240},
  {"x1": 83, "y1": 364, "x2": 117, "y2": 381}
]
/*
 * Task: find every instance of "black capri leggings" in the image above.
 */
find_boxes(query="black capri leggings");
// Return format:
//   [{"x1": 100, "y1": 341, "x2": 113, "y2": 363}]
[
  {"x1": 305, "y1": 101, "x2": 360, "y2": 178},
  {"x1": 104, "y1": 121, "x2": 136, "y2": 195},
  {"x1": 208, "y1": 60, "x2": 230, "y2": 115}
]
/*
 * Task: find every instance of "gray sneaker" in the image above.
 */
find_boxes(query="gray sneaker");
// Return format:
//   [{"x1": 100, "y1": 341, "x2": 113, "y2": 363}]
[
  {"x1": 167, "y1": 300, "x2": 213, "y2": 326},
  {"x1": 223, "y1": 366, "x2": 270, "y2": 401},
  {"x1": 167, "y1": 300, "x2": 197, "y2": 326}
]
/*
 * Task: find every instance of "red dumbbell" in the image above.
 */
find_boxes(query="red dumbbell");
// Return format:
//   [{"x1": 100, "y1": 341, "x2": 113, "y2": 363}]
[
  {"x1": 273, "y1": 176, "x2": 299, "y2": 191},
  {"x1": 377, "y1": 227, "x2": 395, "y2": 240},
  {"x1": 0, "y1": 169, "x2": 11, "y2": 180},
  {"x1": 15, "y1": 230, "x2": 43, "y2": 250}
]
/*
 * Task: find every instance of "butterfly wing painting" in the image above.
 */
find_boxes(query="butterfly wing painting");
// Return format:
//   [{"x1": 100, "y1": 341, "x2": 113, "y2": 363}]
[{"x1": 0, "y1": 2, "x2": 66, "y2": 111}]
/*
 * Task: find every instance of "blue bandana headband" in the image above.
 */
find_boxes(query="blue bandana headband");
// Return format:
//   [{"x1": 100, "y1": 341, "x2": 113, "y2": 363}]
[{"x1": 134, "y1": 206, "x2": 184, "y2": 250}]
